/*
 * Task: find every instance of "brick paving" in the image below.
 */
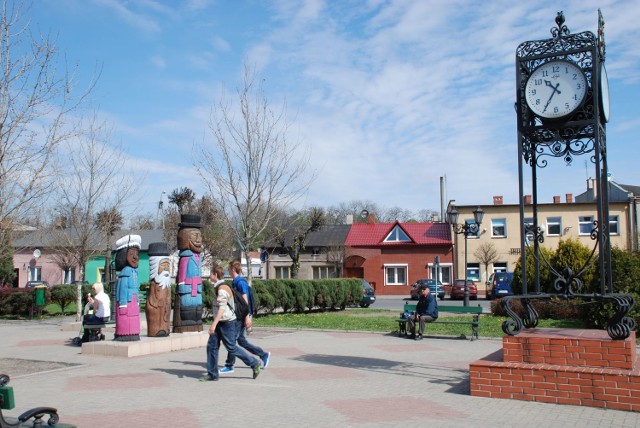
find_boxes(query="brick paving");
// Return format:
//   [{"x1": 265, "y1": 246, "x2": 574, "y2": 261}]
[{"x1": 1, "y1": 318, "x2": 640, "y2": 427}]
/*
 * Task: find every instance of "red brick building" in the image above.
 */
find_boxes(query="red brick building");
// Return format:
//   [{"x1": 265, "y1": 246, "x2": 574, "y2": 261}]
[{"x1": 344, "y1": 219, "x2": 453, "y2": 296}]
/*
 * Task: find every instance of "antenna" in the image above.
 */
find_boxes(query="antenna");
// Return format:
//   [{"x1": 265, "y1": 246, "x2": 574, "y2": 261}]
[
  {"x1": 156, "y1": 191, "x2": 166, "y2": 229},
  {"x1": 584, "y1": 160, "x2": 588, "y2": 180}
]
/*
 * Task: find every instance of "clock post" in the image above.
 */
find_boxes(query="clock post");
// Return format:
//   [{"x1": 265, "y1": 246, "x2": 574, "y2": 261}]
[
  {"x1": 470, "y1": 12, "x2": 640, "y2": 410},
  {"x1": 507, "y1": 11, "x2": 633, "y2": 340}
]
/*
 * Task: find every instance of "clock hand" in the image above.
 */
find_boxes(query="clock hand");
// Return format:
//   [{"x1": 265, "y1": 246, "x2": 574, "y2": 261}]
[
  {"x1": 545, "y1": 80, "x2": 561, "y2": 95},
  {"x1": 542, "y1": 81, "x2": 561, "y2": 113}
]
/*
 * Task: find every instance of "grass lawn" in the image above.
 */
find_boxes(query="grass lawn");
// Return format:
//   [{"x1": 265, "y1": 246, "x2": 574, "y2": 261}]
[
  {"x1": 252, "y1": 308, "x2": 587, "y2": 338},
  {"x1": 29, "y1": 304, "x2": 587, "y2": 339}
]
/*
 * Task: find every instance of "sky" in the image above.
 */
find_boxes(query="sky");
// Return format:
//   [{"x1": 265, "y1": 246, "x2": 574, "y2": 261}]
[{"x1": 26, "y1": 0, "x2": 640, "y2": 222}]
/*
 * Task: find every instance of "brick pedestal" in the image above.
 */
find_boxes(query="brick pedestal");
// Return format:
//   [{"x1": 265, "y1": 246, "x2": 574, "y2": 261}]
[{"x1": 470, "y1": 328, "x2": 640, "y2": 412}]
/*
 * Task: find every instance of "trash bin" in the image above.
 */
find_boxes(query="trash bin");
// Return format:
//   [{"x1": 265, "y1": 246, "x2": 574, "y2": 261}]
[{"x1": 34, "y1": 285, "x2": 47, "y2": 307}]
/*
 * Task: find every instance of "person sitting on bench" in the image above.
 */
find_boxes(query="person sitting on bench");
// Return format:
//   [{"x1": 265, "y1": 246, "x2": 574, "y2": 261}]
[
  {"x1": 407, "y1": 285, "x2": 438, "y2": 340},
  {"x1": 81, "y1": 283, "x2": 111, "y2": 342},
  {"x1": 84, "y1": 282, "x2": 111, "y2": 324}
]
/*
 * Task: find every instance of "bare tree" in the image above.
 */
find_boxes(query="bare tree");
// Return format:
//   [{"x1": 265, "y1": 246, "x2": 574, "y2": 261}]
[
  {"x1": 474, "y1": 242, "x2": 498, "y2": 284},
  {"x1": 129, "y1": 213, "x2": 156, "y2": 230},
  {"x1": 50, "y1": 115, "x2": 137, "y2": 321},
  {"x1": 168, "y1": 187, "x2": 196, "y2": 214},
  {"x1": 379, "y1": 206, "x2": 414, "y2": 222},
  {"x1": 163, "y1": 192, "x2": 234, "y2": 267},
  {"x1": 196, "y1": 64, "x2": 315, "y2": 282},
  {"x1": 417, "y1": 208, "x2": 440, "y2": 222},
  {"x1": 325, "y1": 200, "x2": 380, "y2": 224},
  {"x1": 274, "y1": 207, "x2": 325, "y2": 278},
  {"x1": 325, "y1": 244, "x2": 345, "y2": 278},
  {"x1": 0, "y1": 0, "x2": 96, "y2": 279},
  {"x1": 95, "y1": 206, "x2": 123, "y2": 286}
]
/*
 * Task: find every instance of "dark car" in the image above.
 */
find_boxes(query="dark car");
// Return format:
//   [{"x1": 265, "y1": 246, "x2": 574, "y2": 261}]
[
  {"x1": 486, "y1": 272, "x2": 514, "y2": 300},
  {"x1": 359, "y1": 279, "x2": 376, "y2": 308},
  {"x1": 25, "y1": 280, "x2": 50, "y2": 288},
  {"x1": 410, "y1": 279, "x2": 445, "y2": 300},
  {"x1": 450, "y1": 279, "x2": 478, "y2": 300}
]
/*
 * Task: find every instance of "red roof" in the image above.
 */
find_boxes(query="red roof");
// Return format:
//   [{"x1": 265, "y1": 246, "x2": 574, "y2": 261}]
[{"x1": 345, "y1": 221, "x2": 451, "y2": 246}]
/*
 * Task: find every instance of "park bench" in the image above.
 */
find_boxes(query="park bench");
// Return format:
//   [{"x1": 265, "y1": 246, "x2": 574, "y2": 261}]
[
  {"x1": 397, "y1": 302, "x2": 483, "y2": 340},
  {"x1": 0, "y1": 373, "x2": 66, "y2": 428},
  {"x1": 79, "y1": 289, "x2": 147, "y2": 343}
]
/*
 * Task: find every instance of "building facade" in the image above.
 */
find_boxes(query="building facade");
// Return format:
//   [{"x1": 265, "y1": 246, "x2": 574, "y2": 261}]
[
  {"x1": 448, "y1": 193, "x2": 631, "y2": 295},
  {"x1": 344, "y1": 220, "x2": 453, "y2": 296}
]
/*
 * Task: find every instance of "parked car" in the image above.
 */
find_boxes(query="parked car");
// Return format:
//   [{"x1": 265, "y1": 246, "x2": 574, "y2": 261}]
[
  {"x1": 359, "y1": 279, "x2": 376, "y2": 308},
  {"x1": 486, "y1": 272, "x2": 514, "y2": 300},
  {"x1": 25, "y1": 280, "x2": 50, "y2": 288},
  {"x1": 410, "y1": 279, "x2": 445, "y2": 300},
  {"x1": 450, "y1": 279, "x2": 478, "y2": 300}
]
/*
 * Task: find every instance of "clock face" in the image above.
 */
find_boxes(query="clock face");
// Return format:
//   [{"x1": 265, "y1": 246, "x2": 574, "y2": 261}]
[
  {"x1": 600, "y1": 64, "x2": 610, "y2": 123},
  {"x1": 525, "y1": 60, "x2": 587, "y2": 120}
]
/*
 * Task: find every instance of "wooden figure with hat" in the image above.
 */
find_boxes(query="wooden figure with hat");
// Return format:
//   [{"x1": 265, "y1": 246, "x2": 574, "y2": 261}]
[
  {"x1": 146, "y1": 241, "x2": 172, "y2": 337},
  {"x1": 113, "y1": 234, "x2": 142, "y2": 341},
  {"x1": 173, "y1": 214, "x2": 204, "y2": 333}
]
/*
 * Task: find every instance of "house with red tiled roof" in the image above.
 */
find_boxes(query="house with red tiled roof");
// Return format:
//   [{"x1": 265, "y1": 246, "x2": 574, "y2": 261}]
[{"x1": 344, "y1": 219, "x2": 453, "y2": 296}]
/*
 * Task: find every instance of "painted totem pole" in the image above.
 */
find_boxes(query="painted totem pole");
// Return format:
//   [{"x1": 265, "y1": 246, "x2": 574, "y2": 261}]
[
  {"x1": 146, "y1": 241, "x2": 172, "y2": 337},
  {"x1": 113, "y1": 234, "x2": 142, "y2": 341},
  {"x1": 173, "y1": 214, "x2": 203, "y2": 333}
]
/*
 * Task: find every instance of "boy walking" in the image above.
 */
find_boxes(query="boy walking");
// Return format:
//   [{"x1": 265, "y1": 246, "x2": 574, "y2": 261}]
[
  {"x1": 200, "y1": 265, "x2": 261, "y2": 381},
  {"x1": 220, "y1": 259, "x2": 271, "y2": 374}
]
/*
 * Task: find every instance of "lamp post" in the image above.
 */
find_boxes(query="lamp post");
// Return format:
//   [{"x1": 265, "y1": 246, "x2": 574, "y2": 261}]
[{"x1": 448, "y1": 205, "x2": 485, "y2": 306}]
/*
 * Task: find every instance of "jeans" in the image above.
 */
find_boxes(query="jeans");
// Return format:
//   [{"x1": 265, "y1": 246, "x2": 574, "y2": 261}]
[
  {"x1": 206, "y1": 320, "x2": 259, "y2": 378},
  {"x1": 225, "y1": 319, "x2": 267, "y2": 368},
  {"x1": 83, "y1": 314, "x2": 110, "y2": 324},
  {"x1": 407, "y1": 314, "x2": 435, "y2": 336}
]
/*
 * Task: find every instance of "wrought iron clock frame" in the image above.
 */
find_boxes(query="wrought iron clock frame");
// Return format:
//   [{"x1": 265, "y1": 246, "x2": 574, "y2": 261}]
[{"x1": 506, "y1": 11, "x2": 635, "y2": 340}]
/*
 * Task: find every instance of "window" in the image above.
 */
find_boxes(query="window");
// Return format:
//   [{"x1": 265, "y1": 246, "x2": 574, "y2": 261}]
[
  {"x1": 312, "y1": 266, "x2": 335, "y2": 279},
  {"x1": 385, "y1": 264, "x2": 407, "y2": 285},
  {"x1": 28, "y1": 267, "x2": 42, "y2": 281},
  {"x1": 492, "y1": 262, "x2": 508, "y2": 274},
  {"x1": 609, "y1": 215, "x2": 619, "y2": 235},
  {"x1": 466, "y1": 263, "x2": 480, "y2": 282},
  {"x1": 312, "y1": 247, "x2": 321, "y2": 256},
  {"x1": 62, "y1": 267, "x2": 75, "y2": 284},
  {"x1": 547, "y1": 216, "x2": 562, "y2": 236},
  {"x1": 579, "y1": 216, "x2": 595, "y2": 235},
  {"x1": 429, "y1": 263, "x2": 452, "y2": 284},
  {"x1": 384, "y1": 225, "x2": 411, "y2": 242},
  {"x1": 275, "y1": 266, "x2": 290, "y2": 279},
  {"x1": 491, "y1": 218, "x2": 506, "y2": 237},
  {"x1": 98, "y1": 268, "x2": 105, "y2": 283}
]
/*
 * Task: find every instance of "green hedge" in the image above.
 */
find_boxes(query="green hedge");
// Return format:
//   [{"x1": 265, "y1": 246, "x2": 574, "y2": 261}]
[
  {"x1": 203, "y1": 278, "x2": 361, "y2": 315},
  {"x1": 0, "y1": 288, "x2": 51, "y2": 318},
  {"x1": 1, "y1": 278, "x2": 363, "y2": 319},
  {"x1": 250, "y1": 278, "x2": 361, "y2": 314}
]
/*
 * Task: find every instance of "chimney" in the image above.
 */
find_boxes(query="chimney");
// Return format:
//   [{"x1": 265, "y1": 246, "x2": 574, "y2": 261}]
[
  {"x1": 493, "y1": 196, "x2": 503, "y2": 205},
  {"x1": 524, "y1": 195, "x2": 532, "y2": 204},
  {"x1": 346, "y1": 214, "x2": 353, "y2": 225},
  {"x1": 368, "y1": 214, "x2": 376, "y2": 224},
  {"x1": 565, "y1": 193, "x2": 573, "y2": 203},
  {"x1": 553, "y1": 195, "x2": 561, "y2": 204}
]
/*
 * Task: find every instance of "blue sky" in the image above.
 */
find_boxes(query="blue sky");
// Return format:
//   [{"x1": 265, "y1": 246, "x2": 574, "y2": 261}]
[{"x1": 28, "y1": 0, "x2": 640, "y2": 221}]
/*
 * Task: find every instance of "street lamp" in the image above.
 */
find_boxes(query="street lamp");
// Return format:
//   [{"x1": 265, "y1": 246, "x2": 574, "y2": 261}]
[{"x1": 448, "y1": 205, "x2": 485, "y2": 306}]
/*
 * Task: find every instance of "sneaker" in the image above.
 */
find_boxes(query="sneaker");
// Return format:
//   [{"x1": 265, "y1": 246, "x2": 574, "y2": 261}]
[
  {"x1": 252, "y1": 365, "x2": 261, "y2": 379},
  {"x1": 219, "y1": 366, "x2": 234, "y2": 374},
  {"x1": 199, "y1": 375, "x2": 218, "y2": 382},
  {"x1": 262, "y1": 352, "x2": 271, "y2": 369}
]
